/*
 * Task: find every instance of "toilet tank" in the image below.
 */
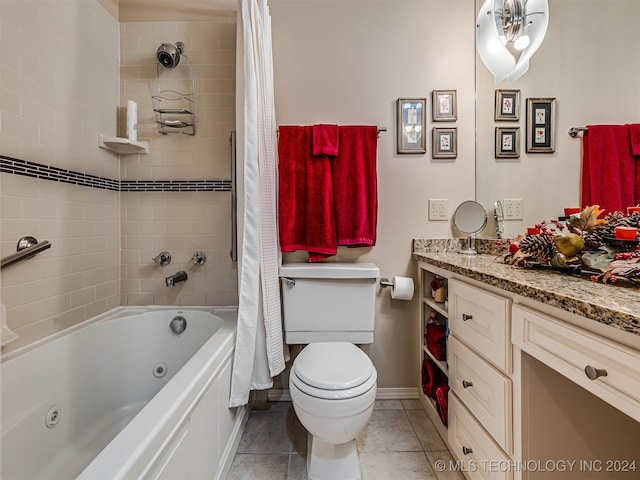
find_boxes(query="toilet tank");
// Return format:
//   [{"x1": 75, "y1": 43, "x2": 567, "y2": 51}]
[{"x1": 279, "y1": 263, "x2": 380, "y2": 344}]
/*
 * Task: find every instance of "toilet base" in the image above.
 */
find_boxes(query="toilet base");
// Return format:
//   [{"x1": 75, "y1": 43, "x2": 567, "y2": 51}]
[{"x1": 307, "y1": 432, "x2": 361, "y2": 480}]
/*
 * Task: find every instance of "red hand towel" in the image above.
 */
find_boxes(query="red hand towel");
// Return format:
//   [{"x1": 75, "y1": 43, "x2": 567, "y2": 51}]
[
  {"x1": 278, "y1": 126, "x2": 337, "y2": 260},
  {"x1": 333, "y1": 126, "x2": 378, "y2": 247},
  {"x1": 312, "y1": 124, "x2": 339, "y2": 157},
  {"x1": 627, "y1": 123, "x2": 640, "y2": 156},
  {"x1": 581, "y1": 125, "x2": 636, "y2": 213}
]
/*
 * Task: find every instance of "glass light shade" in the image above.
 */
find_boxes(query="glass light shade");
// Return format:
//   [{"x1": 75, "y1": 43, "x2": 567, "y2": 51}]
[
  {"x1": 476, "y1": 0, "x2": 549, "y2": 83},
  {"x1": 514, "y1": 35, "x2": 530, "y2": 50}
]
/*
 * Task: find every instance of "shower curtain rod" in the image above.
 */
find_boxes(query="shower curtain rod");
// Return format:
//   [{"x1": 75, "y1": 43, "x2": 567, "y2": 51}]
[{"x1": 568, "y1": 126, "x2": 588, "y2": 137}]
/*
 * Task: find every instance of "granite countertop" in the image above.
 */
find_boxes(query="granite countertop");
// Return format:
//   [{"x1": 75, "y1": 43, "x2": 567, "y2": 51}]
[{"x1": 412, "y1": 239, "x2": 640, "y2": 339}]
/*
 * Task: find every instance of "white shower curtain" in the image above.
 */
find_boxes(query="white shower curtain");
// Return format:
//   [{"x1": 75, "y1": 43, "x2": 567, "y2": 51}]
[{"x1": 229, "y1": 0, "x2": 285, "y2": 408}]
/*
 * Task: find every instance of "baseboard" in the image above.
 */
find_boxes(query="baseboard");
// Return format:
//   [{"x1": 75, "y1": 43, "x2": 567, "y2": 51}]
[{"x1": 267, "y1": 387, "x2": 420, "y2": 402}]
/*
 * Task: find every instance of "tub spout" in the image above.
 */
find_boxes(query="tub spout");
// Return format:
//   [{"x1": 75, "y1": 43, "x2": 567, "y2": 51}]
[{"x1": 165, "y1": 270, "x2": 188, "y2": 287}]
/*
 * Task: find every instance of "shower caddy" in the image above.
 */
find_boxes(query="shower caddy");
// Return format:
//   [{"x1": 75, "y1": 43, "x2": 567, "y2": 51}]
[{"x1": 152, "y1": 56, "x2": 196, "y2": 136}]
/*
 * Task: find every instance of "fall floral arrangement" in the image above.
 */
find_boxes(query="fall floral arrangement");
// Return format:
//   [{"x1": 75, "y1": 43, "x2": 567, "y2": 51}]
[{"x1": 501, "y1": 206, "x2": 640, "y2": 285}]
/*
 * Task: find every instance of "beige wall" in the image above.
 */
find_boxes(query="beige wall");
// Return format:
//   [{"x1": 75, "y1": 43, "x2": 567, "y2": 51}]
[
  {"x1": 119, "y1": 19, "x2": 237, "y2": 306},
  {"x1": 269, "y1": 0, "x2": 477, "y2": 390},
  {"x1": 1, "y1": 0, "x2": 121, "y2": 354}
]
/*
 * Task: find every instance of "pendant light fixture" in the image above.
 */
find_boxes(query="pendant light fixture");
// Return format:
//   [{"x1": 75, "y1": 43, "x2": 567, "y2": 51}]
[{"x1": 476, "y1": 0, "x2": 549, "y2": 83}]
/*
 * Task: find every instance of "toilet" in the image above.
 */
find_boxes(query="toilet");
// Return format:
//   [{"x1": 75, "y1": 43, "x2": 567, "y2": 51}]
[{"x1": 279, "y1": 263, "x2": 379, "y2": 480}]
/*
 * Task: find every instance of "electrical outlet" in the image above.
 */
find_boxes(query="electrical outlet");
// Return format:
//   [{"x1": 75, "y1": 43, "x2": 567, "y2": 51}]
[
  {"x1": 428, "y1": 199, "x2": 448, "y2": 221},
  {"x1": 504, "y1": 198, "x2": 524, "y2": 220}
]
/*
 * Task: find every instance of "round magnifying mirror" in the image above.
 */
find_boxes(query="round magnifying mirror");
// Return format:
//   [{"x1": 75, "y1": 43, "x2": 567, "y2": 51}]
[
  {"x1": 453, "y1": 200, "x2": 488, "y2": 255},
  {"x1": 494, "y1": 200, "x2": 504, "y2": 239}
]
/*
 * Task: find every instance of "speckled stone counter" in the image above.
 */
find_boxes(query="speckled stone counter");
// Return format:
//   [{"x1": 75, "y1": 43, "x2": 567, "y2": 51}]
[{"x1": 412, "y1": 238, "x2": 640, "y2": 338}]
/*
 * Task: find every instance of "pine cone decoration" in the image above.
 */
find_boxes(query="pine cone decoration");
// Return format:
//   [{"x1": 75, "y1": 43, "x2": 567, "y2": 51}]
[
  {"x1": 583, "y1": 231, "x2": 605, "y2": 250},
  {"x1": 616, "y1": 211, "x2": 640, "y2": 229},
  {"x1": 519, "y1": 234, "x2": 557, "y2": 262}
]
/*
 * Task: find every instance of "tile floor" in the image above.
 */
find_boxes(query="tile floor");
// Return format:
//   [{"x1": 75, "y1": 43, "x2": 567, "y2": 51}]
[{"x1": 226, "y1": 399, "x2": 465, "y2": 480}]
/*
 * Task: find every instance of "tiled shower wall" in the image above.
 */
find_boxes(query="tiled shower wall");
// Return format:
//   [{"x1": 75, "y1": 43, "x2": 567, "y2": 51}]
[
  {"x1": 0, "y1": 2, "x2": 237, "y2": 355},
  {"x1": 0, "y1": 0, "x2": 120, "y2": 353},
  {"x1": 119, "y1": 19, "x2": 237, "y2": 306}
]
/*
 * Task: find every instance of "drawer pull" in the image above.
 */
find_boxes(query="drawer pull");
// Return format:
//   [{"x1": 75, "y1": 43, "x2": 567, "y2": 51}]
[
  {"x1": 462, "y1": 313, "x2": 473, "y2": 321},
  {"x1": 462, "y1": 380, "x2": 474, "y2": 388},
  {"x1": 584, "y1": 365, "x2": 608, "y2": 380},
  {"x1": 462, "y1": 446, "x2": 473, "y2": 455}
]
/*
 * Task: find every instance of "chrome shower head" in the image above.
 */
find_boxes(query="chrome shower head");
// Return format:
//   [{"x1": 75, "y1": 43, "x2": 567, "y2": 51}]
[{"x1": 156, "y1": 42, "x2": 185, "y2": 69}]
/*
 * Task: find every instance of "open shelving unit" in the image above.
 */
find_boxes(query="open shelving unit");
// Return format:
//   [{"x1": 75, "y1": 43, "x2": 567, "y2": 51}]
[{"x1": 418, "y1": 261, "x2": 450, "y2": 443}]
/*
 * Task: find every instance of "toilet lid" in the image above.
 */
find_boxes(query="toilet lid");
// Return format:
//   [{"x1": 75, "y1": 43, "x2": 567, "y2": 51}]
[{"x1": 293, "y1": 342, "x2": 375, "y2": 391}]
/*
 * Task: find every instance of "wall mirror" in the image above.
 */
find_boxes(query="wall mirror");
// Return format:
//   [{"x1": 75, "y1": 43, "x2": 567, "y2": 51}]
[
  {"x1": 474, "y1": 0, "x2": 640, "y2": 236},
  {"x1": 453, "y1": 200, "x2": 488, "y2": 255}
]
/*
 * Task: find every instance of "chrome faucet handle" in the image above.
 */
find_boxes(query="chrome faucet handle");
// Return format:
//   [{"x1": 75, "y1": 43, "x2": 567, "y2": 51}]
[
  {"x1": 191, "y1": 252, "x2": 206, "y2": 266},
  {"x1": 153, "y1": 251, "x2": 172, "y2": 266}
]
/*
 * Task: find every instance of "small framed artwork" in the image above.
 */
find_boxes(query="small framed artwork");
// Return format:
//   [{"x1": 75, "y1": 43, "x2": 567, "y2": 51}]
[
  {"x1": 397, "y1": 98, "x2": 426, "y2": 154},
  {"x1": 495, "y1": 127, "x2": 520, "y2": 159},
  {"x1": 526, "y1": 97, "x2": 556, "y2": 153},
  {"x1": 432, "y1": 90, "x2": 457, "y2": 122},
  {"x1": 495, "y1": 89, "x2": 520, "y2": 121},
  {"x1": 432, "y1": 127, "x2": 457, "y2": 159}
]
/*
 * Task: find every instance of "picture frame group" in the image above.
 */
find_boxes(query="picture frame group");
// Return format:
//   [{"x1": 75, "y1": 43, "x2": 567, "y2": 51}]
[{"x1": 396, "y1": 91, "x2": 459, "y2": 157}]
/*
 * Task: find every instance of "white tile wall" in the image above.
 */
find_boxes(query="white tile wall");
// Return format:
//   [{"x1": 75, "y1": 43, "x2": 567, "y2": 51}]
[
  {"x1": 0, "y1": 0, "x2": 121, "y2": 354},
  {"x1": 119, "y1": 18, "x2": 237, "y2": 308},
  {"x1": 1, "y1": 2, "x2": 238, "y2": 354}
]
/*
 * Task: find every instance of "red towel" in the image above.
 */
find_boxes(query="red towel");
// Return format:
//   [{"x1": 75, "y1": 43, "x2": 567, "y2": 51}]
[
  {"x1": 333, "y1": 126, "x2": 378, "y2": 247},
  {"x1": 278, "y1": 126, "x2": 337, "y2": 260},
  {"x1": 628, "y1": 124, "x2": 640, "y2": 156},
  {"x1": 581, "y1": 125, "x2": 636, "y2": 213},
  {"x1": 312, "y1": 124, "x2": 339, "y2": 157}
]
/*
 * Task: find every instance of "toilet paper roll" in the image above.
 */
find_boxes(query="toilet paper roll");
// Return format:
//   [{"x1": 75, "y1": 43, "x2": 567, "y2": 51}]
[
  {"x1": 390, "y1": 276, "x2": 414, "y2": 301},
  {"x1": 126, "y1": 100, "x2": 137, "y2": 141}
]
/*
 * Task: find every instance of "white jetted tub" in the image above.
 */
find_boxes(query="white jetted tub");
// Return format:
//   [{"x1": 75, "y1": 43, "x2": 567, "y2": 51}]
[{"x1": 1, "y1": 306, "x2": 247, "y2": 480}]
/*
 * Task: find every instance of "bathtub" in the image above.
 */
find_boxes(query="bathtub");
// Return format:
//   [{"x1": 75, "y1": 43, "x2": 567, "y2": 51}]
[{"x1": 1, "y1": 306, "x2": 248, "y2": 480}]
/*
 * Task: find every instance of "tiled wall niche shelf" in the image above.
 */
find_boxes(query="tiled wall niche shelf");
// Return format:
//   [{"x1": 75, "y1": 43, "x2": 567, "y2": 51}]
[{"x1": 98, "y1": 134, "x2": 149, "y2": 155}]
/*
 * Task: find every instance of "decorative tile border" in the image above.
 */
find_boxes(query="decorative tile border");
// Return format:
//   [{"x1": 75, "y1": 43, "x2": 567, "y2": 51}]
[
  {"x1": 0, "y1": 156, "x2": 231, "y2": 192},
  {"x1": 1, "y1": 156, "x2": 119, "y2": 190},
  {"x1": 121, "y1": 180, "x2": 232, "y2": 192}
]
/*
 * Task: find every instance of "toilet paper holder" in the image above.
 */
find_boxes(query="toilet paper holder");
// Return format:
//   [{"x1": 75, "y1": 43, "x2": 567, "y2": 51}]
[{"x1": 379, "y1": 278, "x2": 394, "y2": 288}]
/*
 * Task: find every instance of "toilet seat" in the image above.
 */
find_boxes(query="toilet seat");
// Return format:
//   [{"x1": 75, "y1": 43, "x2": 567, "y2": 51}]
[{"x1": 292, "y1": 342, "x2": 376, "y2": 400}]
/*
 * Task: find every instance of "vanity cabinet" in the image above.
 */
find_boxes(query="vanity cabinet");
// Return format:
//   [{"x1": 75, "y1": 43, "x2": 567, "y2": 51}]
[
  {"x1": 416, "y1": 252, "x2": 640, "y2": 480},
  {"x1": 447, "y1": 278, "x2": 514, "y2": 479},
  {"x1": 512, "y1": 304, "x2": 640, "y2": 424}
]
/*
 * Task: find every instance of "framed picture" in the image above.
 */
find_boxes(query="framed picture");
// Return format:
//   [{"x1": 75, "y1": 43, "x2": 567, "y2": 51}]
[
  {"x1": 432, "y1": 90, "x2": 457, "y2": 121},
  {"x1": 495, "y1": 89, "x2": 520, "y2": 121},
  {"x1": 397, "y1": 98, "x2": 426, "y2": 154},
  {"x1": 432, "y1": 127, "x2": 457, "y2": 159},
  {"x1": 495, "y1": 127, "x2": 520, "y2": 159},
  {"x1": 526, "y1": 97, "x2": 556, "y2": 153}
]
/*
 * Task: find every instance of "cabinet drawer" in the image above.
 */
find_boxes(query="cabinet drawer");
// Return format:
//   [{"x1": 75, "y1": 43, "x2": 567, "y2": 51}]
[
  {"x1": 512, "y1": 304, "x2": 640, "y2": 423},
  {"x1": 448, "y1": 393, "x2": 512, "y2": 480},
  {"x1": 449, "y1": 279, "x2": 511, "y2": 372},
  {"x1": 448, "y1": 335, "x2": 512, "y2": 454}
]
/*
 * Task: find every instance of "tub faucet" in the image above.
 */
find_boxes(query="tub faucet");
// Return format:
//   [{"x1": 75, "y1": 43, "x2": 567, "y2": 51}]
[{"x1": 165, "y1": 270, "x2": 188, "y2": 287}]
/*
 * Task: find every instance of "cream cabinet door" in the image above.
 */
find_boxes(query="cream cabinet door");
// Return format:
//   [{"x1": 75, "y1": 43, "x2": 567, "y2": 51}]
[
  {"x1": 448, "y1": 335, "x2": 513, "y2": 454},
  {"x1": 449, "y1": 279, "x2": 512, "y2": 372}
]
